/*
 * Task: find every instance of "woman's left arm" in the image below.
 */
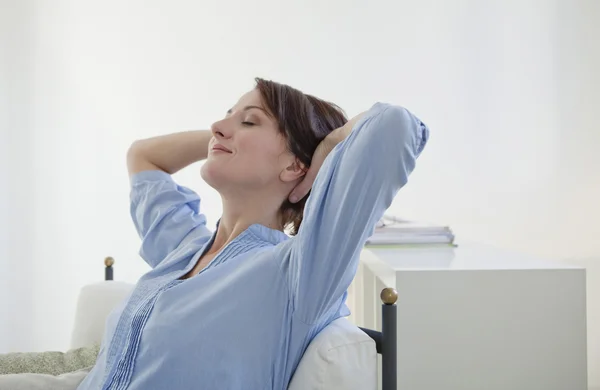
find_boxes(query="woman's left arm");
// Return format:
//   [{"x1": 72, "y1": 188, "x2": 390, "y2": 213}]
[{"x1": 283, "y1": 102, "x2": 429, "y2": 324}]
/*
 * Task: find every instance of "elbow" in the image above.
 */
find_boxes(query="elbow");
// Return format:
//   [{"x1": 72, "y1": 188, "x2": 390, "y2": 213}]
[
  {"x1": 126, "y1": 139, "x2": 169, "y2": 175},
  {"x1": 128, "y1": 139, "x2": 146, "y2": 154},
  {"x1": 127, "y1": 138, "x2": 156, "y2": 162},
  {"x1": 126, "y1": 140, "x2": 156, "y2": 175},
  {"x1": 126, "y1": 140, "x2": 144, "y2": 164},
  {"x1": 381, "y1": 105, "x2": 429, "y2": 157}
]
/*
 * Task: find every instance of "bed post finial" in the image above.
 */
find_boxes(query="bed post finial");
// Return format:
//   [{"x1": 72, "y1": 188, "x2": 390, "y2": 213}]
[
  {"x1": 380, "y1": 287, "x2": 398, "y2": 305},
  {"x1": 104, "y1": 257, "x2": 114, "y2": 280},
  {"x1": 104, "y1": 256, "x2": 114, "y2": 267}
]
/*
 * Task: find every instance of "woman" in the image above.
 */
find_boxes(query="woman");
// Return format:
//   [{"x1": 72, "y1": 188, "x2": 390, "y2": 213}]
[{"x1": 77, "y1": 78, "x2": 429, "y2": 389}]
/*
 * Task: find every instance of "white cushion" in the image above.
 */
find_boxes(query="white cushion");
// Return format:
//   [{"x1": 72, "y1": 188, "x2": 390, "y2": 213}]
[
  {"x1": 0, "y1": 367, "x2": 92, "y2": 390},
  {"x1": 288, "y1": 317, "x2": 377, "y2": 390},
  {"x1": 71, "y1": 282, "x2": 377, "y2": 389},
  {"x1": 70, "y1": 281, "x2": 135, "y2": 349}
]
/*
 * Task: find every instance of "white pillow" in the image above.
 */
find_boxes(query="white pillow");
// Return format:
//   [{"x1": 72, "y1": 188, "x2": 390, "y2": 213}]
[
  {"x1": 288, "y1": 317, "x2": 377, "y2": 390},
  {"x1": 70, "y1": 281, "x2": 135, "y2": 349}
]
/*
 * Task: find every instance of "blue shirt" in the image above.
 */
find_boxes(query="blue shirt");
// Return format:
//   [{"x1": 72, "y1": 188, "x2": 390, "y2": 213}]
[{"x1": 77, "y1": 102, "x2": 429, "y2": 390}]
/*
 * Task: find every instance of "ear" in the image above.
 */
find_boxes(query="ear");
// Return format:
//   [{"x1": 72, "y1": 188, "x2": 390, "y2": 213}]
[{"x1": 280, "y1": 157, "x2": 307, "y2": 183}]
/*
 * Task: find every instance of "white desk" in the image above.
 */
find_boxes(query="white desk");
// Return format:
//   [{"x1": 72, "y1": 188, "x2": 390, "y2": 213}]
[{"x1": 349, "y1": 243, "x2": 587, "y2": 390}]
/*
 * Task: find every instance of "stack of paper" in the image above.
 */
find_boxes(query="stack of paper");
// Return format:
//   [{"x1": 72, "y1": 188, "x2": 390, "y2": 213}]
[{"x1": 365, "y1": 215, "x2": 455, "y2": 247}]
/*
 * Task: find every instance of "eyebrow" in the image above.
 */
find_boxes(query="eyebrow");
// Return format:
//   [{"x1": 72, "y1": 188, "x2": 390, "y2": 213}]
[{"x1": 226, "y1": 105, "x2": 271, "y2": 116}]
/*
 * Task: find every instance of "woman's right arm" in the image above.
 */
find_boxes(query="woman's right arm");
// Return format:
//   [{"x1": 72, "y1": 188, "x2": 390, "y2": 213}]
[
  {"x1": 127, "y1": 130, "x2": 213, "y2": 177},
  {"x1": 127, "y1": 130, "x2": 214, "y2": 268}
]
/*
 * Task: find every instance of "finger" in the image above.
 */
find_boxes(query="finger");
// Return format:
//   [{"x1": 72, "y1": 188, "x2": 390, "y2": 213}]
[{"x1": 289, "y1": 164, "x2": 320, "y2": 203}]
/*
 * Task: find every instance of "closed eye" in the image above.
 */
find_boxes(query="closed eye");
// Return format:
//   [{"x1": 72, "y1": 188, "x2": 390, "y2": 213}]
[{"x1": 242, "y1": 121, "x2": 255, "y2": 126}]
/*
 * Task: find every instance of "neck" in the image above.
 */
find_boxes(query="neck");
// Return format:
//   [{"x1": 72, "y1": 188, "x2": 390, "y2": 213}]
[{"x1": 210, "y1": 188, "x2": 285, "y2": 254}]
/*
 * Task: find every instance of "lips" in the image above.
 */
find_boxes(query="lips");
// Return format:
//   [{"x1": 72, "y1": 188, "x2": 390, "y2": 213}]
[{"x1": 212, "y1": 143, "x2": 232, "y2": 153}]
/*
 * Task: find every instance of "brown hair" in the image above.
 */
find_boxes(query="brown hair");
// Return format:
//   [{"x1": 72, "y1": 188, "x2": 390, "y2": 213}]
[{"x1": 254, "y1": 77, "x2": 347, "y2": 235}]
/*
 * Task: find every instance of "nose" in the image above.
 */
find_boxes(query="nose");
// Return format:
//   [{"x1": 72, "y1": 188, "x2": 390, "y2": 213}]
[{"x1": 210, "y1": 118, "x2": 233, "y2": 140}]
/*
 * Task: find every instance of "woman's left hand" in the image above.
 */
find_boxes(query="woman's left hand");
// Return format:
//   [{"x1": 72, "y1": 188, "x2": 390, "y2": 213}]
[{"x1": 288, "y1": 112, "x2": 365, "y2": 203}]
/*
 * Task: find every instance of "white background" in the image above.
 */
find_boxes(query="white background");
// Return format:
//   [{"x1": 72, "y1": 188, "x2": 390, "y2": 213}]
[{"x1": 1, "y1": 0, "x2": 599, "y2": 387}]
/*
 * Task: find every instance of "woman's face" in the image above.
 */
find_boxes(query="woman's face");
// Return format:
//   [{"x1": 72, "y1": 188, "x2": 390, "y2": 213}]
[{"x1": 201, "y1": 89, "x2": 296, "y2": 194}]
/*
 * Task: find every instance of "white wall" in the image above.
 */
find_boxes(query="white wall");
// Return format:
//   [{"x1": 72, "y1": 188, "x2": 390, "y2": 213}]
[
  {"x1": 0, "y1": 0, "x2": 9, "y2": 353},
  {"x1": 391, "y1": 1, "x2": 600, "y2": 260},
  {"x1": 1, "y1": 0, "x2": 37, "y2": 352},
  {"x1": 2, "y1": 0, "x2": 598, "y2": 385}
]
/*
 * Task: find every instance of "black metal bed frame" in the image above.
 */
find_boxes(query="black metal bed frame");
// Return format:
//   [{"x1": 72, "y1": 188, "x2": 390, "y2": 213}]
[{"x1": 103, "y1": 257, "x2": 398, "y2": 390}]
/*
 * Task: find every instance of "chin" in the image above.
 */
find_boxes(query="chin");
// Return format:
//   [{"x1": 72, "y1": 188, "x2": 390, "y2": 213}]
[
  {"x1": 202, "y1": 162, "x2": 268, "y2": 194},
  {"x1": 200, "y1": 162, "x2": 221, "y2": 190},
  {"x1": 201, "y1": 160, "x2": 239, "y2": 192}
]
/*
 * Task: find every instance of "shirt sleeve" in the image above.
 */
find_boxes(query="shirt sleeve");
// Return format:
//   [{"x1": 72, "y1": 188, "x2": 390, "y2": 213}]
[
  {"x1": 286, "y1": 102, "x2": 429, "y2": 323},
  {"x1": 129, "y1": 170, "x2": 212, "y2": 268}
]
